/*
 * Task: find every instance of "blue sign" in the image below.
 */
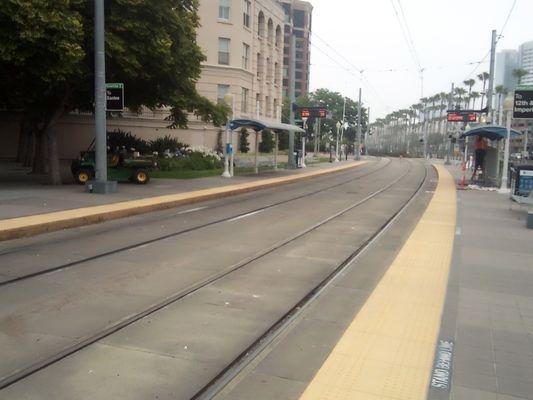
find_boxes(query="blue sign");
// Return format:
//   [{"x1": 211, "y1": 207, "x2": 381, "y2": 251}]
[{"x1": 226, "y1": 143, "x2": 233, "y2": 155}]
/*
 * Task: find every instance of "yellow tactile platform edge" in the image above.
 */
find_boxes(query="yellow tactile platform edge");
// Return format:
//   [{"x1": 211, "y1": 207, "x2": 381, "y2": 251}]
[
  {"x1": 299, "y1": 164, "x2": 456, "y2": 400},
  {"x1": 0, "y1": 161, "x2": 367, "y2": 241}
]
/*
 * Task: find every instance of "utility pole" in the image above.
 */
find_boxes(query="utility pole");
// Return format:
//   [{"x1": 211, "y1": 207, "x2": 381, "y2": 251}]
[
  {"x1": 288, "y1": 33, "x2": 296, "y2": 168},
  {"x1": 487, "y1": 29, "x2": 497, "y2": 123},
  {"x1": 356, "y1": 88, "x2": 362, "y2": 160},
  {"x1": 90, "y1": 0, "x2": 116, "y2": 193},
  {"x1": 445, "y1": 83, "x2": 454, "y2": 165},
  {"x1": 365, "y1": 107, "x2": 370, "y2": 156}
]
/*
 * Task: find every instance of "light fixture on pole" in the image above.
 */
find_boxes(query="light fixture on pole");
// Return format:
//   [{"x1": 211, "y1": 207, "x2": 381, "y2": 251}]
[
  {"x1": 499, "y1": 95, "x2": 514, "y2": 193},
  {"x1": 335, "y1": 121, "x2": 341, "y2": 162},
  {"x1": 221, "y1": 93, "x2": 234, "y2": 178}
]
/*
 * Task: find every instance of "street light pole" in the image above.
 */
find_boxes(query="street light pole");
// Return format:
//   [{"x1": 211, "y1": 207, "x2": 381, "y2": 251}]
[{"x1": 301, "y1": 117, "x2": 307, "y2": 168}]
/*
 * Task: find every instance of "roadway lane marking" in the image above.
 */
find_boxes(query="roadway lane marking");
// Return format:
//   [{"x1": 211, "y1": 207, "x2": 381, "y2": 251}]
[
  {"x1": 299, "y1": 164, "x2": 456, "y2": 400},
  {"x1": 174, "y1": 206, "x2": 208, "y2": 215},
  {"x1": 227, "y1": 210, "x2": 265, "y2": 222}
]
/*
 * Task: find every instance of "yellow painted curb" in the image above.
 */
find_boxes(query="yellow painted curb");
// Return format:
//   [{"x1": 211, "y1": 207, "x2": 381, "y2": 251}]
[
  {"x1": 0, "y1": 161, "x2": 367, "y2": 241},
  {"x1": 299, "y1": 164, "x2": 456, "y2": 400}
]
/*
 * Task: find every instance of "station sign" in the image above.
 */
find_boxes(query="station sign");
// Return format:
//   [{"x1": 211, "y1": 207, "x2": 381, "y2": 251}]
[
  {"x1": 513, "y1": 86, "x2": 533, "y2": 119},
  {"x1": 298, "y1": 107, "x2": 329, "y2": 119},
  {"x1": 447, "y1": 112, "x2": 477, "y2": 122},
  {"x1": 106, "y1": 83, "x2": 124, "y2": 111}
]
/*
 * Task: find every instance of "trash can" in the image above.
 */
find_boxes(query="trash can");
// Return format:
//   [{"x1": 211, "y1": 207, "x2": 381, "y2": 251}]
[{"x1": 514, "y1": 165, "x2": 533, "y2": 197}]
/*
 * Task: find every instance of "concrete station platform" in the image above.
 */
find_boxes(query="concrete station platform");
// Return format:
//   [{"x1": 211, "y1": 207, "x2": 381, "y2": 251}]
[{"x1": 0, "y1": 159, "x2": 367, "y2": 241}]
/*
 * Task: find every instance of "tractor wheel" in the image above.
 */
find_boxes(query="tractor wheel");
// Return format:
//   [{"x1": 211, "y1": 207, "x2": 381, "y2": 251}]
[
  {"x1": 75, "y1": 168, "x2": 93, "y2": 185},
  {"x1": 132, "y1": 169, "x2": 150, "y2": 184}
]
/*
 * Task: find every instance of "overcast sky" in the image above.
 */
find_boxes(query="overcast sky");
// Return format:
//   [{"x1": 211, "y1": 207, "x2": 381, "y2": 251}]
[{"x1": 308, "y1": 0, "x2": 533, "y2": 121}]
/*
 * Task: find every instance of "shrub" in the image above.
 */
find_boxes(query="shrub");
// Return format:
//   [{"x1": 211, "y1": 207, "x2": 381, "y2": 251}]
[
  {"x1": 149, "y1": 135, "x2": 188, "y2": 154},
  {"x1": 157, "y1": 150, "x2": 223, "y2": 171},
  {"x1": 107, "y1": 129, "x2": 149, "y2": 153},
  {"x1": 259, "y1": 129, "x2": 275, "y2": 153},
  {"x1": 239, "y1": 128, "x2": 250, "y2": 153}
]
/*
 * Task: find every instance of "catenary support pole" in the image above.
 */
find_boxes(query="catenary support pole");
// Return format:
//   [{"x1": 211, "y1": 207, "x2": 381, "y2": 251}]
[
  {"x1": 91, "y1": 0, "x2": 116, "y2": 193},
  {"x1": 356, "y1": 88, "x2": 362, "y2": 160},
  {"x1": 487, "y1": 30, "x2": 497, "y2": 124},
  {"x1": 445, "y1": 83, "x2": 454, "y2": 165},
  {"x1": 288, "y1": 33, "x2": 296, "y2": 169}
]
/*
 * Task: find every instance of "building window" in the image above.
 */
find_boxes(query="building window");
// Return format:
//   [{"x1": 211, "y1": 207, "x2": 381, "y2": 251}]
[
  {"x1": 265, "y1": 96, "x2": 271, "y2": 116},
  {"x1": 273, "y1": 98, "x2": 279, "y2": 119},
  {"x1": 242, "y1": 43, "x2": 250, "y2": 69},
  {"x1": 219, "y1": 0, "x2": 230, "y2": 21},
  {"x1": 258, "y1": 12, "x2": 265, "y2": 38},
  {"x1": 243, "y1": 0, "x2": 251, "y2": 28},
  {"x1": 294, "y1": 10, "x2": 305, "y2": 28},
  {"x1": 217, "y1": 84, "x2": 230, "y2": 104},
  {"x1": 257, "y1": 53, "x2": 263, "y2": 77},
  {"x1": 256, "y1": 93, "x2": 262, "y2": 115},
  {"x1": 274, "y1": 62, "x2": 280, "y2": 84},
  {"x1": 241, "y1": 88, "x2": 249, "y2": 113},
  {"x1": 218, "y1": 38, "x2": 230, "y2": 65}
]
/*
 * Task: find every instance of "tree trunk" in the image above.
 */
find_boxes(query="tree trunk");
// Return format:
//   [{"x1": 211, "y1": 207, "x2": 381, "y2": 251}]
[
  {"x1": 32, "y1": 130, "x2": 47, "y2": 174},
  {"x1": 45, "y1": 126, "x2": 61, "y2": 185}
]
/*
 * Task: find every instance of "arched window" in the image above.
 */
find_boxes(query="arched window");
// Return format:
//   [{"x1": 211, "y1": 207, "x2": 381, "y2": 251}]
[
  {"x1": 275, "y1": 25, "x2": 282, "y2": 47},
  {"x1": 258, "y1": 12, "x2": 265, "y2": 38},
  {"x1": 267, "y1": 19, "x2": 274, "y2": 44}
]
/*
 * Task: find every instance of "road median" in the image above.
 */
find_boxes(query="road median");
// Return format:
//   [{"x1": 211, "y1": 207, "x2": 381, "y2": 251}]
[{"x1": 0, "y1": 161, "x2": 367, "y2": 241}]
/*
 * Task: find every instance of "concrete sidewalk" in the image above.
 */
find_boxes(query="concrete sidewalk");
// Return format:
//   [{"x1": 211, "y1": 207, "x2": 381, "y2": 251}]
[
  {"x1": 429, "y1": 163, "x2": 533, "y2": 400},
  {"x1": 0, "y1": 159, "x2": 369, "y2": 241}
]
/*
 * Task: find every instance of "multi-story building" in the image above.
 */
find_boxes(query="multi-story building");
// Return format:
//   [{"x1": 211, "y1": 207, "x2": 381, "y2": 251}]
[
  {"x1": 519, "y1": 41, "x2": 533, "y2": 86},
  {"x1": 196, "y1": 0, "x2": 285, "y2": 124},
  {"x1": 279, "y1": 0, "x2": 313, "y2": 99},
  {"x1": 495, "y1": 49, "x2": 519, "y2": 91}
]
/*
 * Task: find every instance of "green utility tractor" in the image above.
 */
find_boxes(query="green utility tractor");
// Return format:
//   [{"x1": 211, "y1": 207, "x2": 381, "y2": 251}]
[{"x1": 71, "y1": 141, "x2": 157, "y2": 185}]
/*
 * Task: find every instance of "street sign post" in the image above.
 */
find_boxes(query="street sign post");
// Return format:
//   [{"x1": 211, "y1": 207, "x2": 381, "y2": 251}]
[
  {"x1": 513, "y1": 86, "x2": 533, "y2": 119},
  {"x1": 106, "y1": 83, "x2": 124, "y2": 111}
]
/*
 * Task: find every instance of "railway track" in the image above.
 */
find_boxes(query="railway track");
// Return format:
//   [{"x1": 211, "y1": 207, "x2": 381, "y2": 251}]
[
  {"x1": 0, "y1": 158, "x2": 428, "y2": 394},
  {"x1": 0, "y1": 158, "x2": 390, "y2": 287}
]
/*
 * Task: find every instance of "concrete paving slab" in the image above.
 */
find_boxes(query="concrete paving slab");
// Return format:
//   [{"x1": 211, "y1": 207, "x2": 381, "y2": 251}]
[{"x1": 0, "y1": 343, "x2": 219, "y2": 400}]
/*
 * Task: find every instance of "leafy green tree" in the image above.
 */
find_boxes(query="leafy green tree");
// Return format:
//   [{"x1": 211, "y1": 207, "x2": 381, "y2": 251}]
[{"x1": 0, "y1": 0, "x2": 228, "y2": 184}]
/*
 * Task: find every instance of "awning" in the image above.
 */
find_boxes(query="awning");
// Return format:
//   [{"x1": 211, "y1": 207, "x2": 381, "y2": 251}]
[
  {"x1": 229, "y1": 118, "x2": 305, "y2": 133},
  {"x1": 460, "y1": 125, "x2": 523, "y2": 141}
]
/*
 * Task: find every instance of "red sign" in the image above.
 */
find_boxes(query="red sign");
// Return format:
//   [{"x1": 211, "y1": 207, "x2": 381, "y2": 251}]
[
  {"x1": 298, "y1": 107, "x2": 328, "y2": 119},
  {"x1": 301, "y1": 109, "x2": 310, "y2": 118},
  {"x1": 447, "y1": 112, "x2": 477, "y2": 122}
]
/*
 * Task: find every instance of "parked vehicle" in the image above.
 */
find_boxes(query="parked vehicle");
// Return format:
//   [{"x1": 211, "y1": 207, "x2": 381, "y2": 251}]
[{"x1": 71, "y1": 141, "x2": 157, "y2": 185}]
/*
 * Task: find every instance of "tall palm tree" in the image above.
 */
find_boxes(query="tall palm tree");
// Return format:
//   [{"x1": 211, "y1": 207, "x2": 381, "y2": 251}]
[
  {"x1": 513, "y1": 68, "x2": 529, "y2": 85},
  {"x1": 470, "y1": 91, "x2": 481, "y2": 109},
  {"x1": 463, "y1": 79, "x2": 476, "y2": 108},
  {"x1": 477, "y1": 72, "x2": 490, "y2": 109},
  {"x1": 495, "y1": 85, "x2": 508, "y2": 124},
  {"x1": 454, "y1": 88, "x2": 467, "y2": 109}
]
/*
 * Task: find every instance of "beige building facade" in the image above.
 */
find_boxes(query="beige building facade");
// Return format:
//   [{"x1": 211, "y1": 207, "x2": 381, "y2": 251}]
[
  {"x1": 197, "y1": 0, "x2": 285, "y2": 123},
  {"x1": 0, "y1": 1, "x2": 287, "y2": 159}
]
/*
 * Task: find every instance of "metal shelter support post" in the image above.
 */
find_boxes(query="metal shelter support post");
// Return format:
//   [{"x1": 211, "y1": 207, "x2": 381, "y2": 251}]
[
  {"x1": 255, "y1": 131, "x2": 259, "y2": 174},
  {"x1": 445, "y1": 83, "x2": 454, "y2": 165},
  {"x1": 500, "y1": 108, "x2": 512, "y2": 192},
  {"x1": 89, "y1": 0, "x2": 116, "y2": 194},
  {"x1": 288, "y1": 33, "x2": 297, "y2": 169},
  {"x1": 274, "y1": 132, "x2": 278, "y2": 171}
]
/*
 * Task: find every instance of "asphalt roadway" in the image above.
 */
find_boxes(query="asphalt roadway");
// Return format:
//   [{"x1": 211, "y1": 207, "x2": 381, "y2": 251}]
[{"x1": 0, "y1": 158, "x2": 433, "y2": 399}]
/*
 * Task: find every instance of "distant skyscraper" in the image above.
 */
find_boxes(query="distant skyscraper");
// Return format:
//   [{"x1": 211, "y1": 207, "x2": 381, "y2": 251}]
[
  {"x1": 279, "y1": 0, "x2": 313, "y2": 99},
  {"x1": 519, "y1": 41, "x2": 533, "y2": 85},
  {"x1": 495, "y1": 49, "x2": 519, "y2": 91}
]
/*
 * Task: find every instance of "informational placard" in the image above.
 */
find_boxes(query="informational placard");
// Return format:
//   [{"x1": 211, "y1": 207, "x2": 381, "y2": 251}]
[
  {"x1": 514, "y1": 86, "x2": 533, "y2": 119},
  {"x1": 106, "y1": 83, "x2": 124, "y2": 111},
  {"x1": 430, "y1": 339, "x2": 454, "y2": 391}
]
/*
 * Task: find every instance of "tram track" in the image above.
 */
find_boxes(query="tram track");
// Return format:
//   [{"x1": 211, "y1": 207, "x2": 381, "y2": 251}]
[
  {"x1": 0, "y1": 159, "x2": 422, "y2": 391},
  {"x1": 0, "y1": 158, "x2": 390, "y2": 287},
  {"x1": 193, "y1": 161, "x2": 430, "y2": 400}
]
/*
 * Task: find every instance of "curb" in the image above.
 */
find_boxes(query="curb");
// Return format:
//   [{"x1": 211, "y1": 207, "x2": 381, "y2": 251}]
[{"x1": 0, "y1": 161, "x2": 368, "y2": 241}]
